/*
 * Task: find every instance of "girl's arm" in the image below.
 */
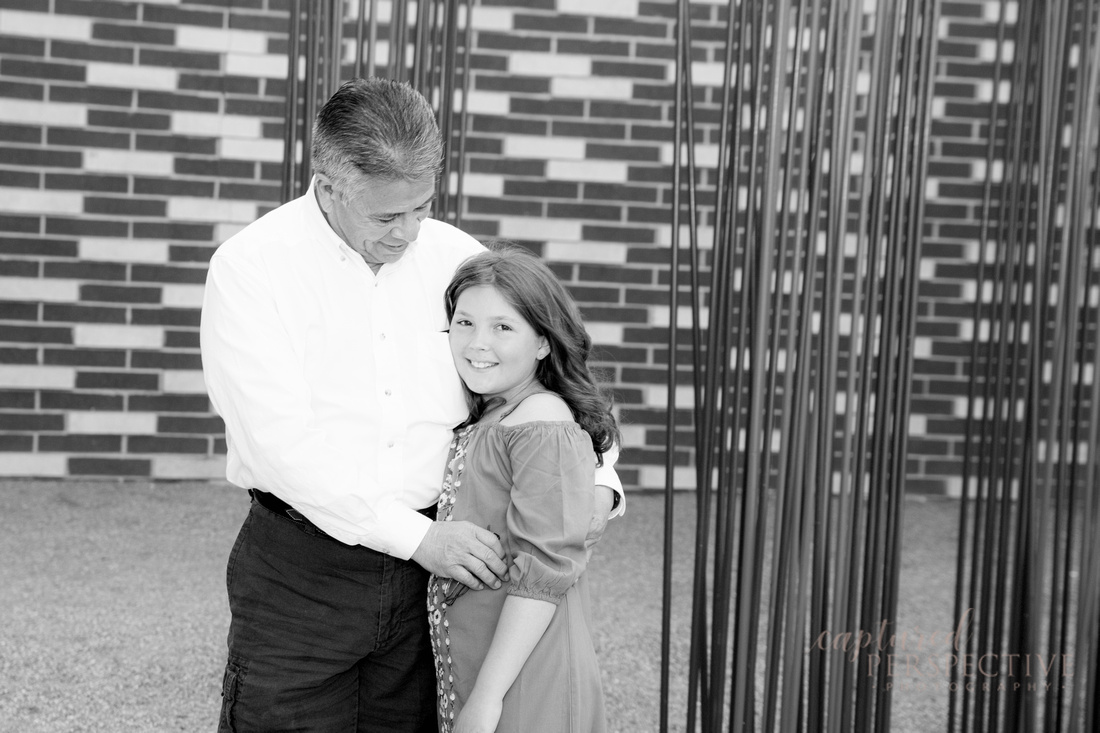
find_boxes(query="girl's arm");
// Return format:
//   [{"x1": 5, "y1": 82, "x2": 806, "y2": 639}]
[{"x1": 454, "y1": 596, "x2": 556, "y2": 733}]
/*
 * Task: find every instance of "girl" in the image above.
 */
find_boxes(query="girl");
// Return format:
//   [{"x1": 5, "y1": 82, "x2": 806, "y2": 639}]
[{"x1": 427, "y1": 244, "x2": 620, "y2": 733}]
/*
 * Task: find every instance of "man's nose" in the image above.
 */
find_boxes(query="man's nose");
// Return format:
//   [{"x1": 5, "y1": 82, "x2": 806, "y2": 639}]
[{"x1": 390, "y1": 213, "x2": 421, "y2": 242}]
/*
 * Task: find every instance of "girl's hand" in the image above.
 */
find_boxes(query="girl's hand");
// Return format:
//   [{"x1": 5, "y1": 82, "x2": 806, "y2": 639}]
[{"x1": 454, "y1": 692, "x2": 502, "y2": 733}]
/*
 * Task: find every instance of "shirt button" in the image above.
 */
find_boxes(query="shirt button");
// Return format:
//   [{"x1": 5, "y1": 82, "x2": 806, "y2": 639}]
[
  {"x1": 379, "y1": 333, "x2": 386, "y2": 341},
  {"x1": 387, "y1": 441, "x2": 395, "y2": 448},
  {"x1": 384, "y1": 389, "x2": 392, "y2": 396}
]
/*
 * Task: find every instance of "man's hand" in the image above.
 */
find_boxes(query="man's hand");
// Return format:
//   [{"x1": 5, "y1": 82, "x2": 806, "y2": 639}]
[
  {"x1": 412, "y1": 521, "x2": 508, "y2": 591},
  {"x1": 584, "y1": 484, "x2": 616, "y2": 561}
]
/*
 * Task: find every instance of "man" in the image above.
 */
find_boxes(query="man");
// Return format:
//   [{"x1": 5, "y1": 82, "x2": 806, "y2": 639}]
[{"x1": 200, "y1": 77, "x2": 623, "y2": 732}]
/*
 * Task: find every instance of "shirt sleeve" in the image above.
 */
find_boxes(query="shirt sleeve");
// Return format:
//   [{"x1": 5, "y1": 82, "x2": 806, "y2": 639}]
[
  {"x1": 201, "y1": 251, "x2": 432, "y2": 557},
  {"x1": 503, "y1": 423, "x2": 596, "y2": 603}
]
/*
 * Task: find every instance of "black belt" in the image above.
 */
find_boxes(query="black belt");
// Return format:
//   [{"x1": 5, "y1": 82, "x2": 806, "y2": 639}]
[{"x1": 250, "y1": 489, "x2": 437, "y2": 530}]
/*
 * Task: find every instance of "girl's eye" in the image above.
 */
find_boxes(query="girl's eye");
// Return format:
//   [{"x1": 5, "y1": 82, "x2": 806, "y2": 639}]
[{"x1": 496, "y1": 324, "x2": 512, "y2": 332}]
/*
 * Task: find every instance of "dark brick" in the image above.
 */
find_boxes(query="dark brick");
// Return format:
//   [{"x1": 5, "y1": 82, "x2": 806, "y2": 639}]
[
  {"x1": 75, "y1": 371, "x2": 160, "y2": 390},
  {"x1": 82, "y1": 196, "x2": 167, "y2": 218},
  {"x1": 565, "y1": 284, "x2": 620, "y2": 303},
  {"x1": 582, "y1": 224, "x2": 655, "y2": 244},
  {"x1": 43, "y1": 347, "x2": 126, "y2": 367},
  {"x1": 139, "y1": 47, "x2": 222, "y2": 70},
  {"x1": 467, "y1": 157, "x2": 545, "y2": 177},
  {"x1": 129, "y1": 393, "x2": 211, "y2": 412},
  {"x1": 42, "y1": 304, "x2": 127, "y2": 324},
  {"x1": 133, "y1": 176, "x2": 216, "y2": 198},
  {"x1": 0, "y1": 236, "x2": 77, "y2": 257},
  {"x1": 590, "y1": 100, "x2": 663, "y2": 121},
  {"x1": 44, "y1": 260, "x2": 127, "y2": 281},
  {"x1": 177, "y1": 73, "x2": 259, "y2": 95},
  {"x1": 547, "y1": 202, "x2": 622, "y2": 221},
  {"x1": 0, "y1": 146, "x2": 81, "y2": 168},
  {"x1": 219, "y1": 182, "x2": 281, "y2": 201},
  {"x1": 69, "y1": 456, "x2": 151, "y2": 476},
  {"x1": 0, "y1": 389, "x2": 35, "y2": 409},
  {"x1": 168, "y1": 245, "x2": 216, "y2": 263},
  {"x1": 0, "y1": 346, "x2": 37, "y2": 363},
  {"x1": 585, "y1": 183, "x2": 658, "y2": 204},
  {"x1": 45, "y1": 216, "x2": 129, "y2": 238},
  {"x1": 0, "y1": 301, "x2": 40, "y2": 320},
  {"x1": 51, "y1": 39, "x2": 134, "y2": 64},
  {"x1": 579, "y1": 264, "x2": 653, "y2": 285},
  {"x1": 158, "y1": 415, "x2": 226, "y2": 433},
  {"x1": 580, "y1": 305, "x2": 649, "y2": 323},
  {"x1": 0, "y1": 325, "x2": 72, "y2": 344},
  {"x1": 0, "y1": 34, "x2": 45, "y2": 56},
  {"x1": 131, "y1": 308, "x2": 202, "y2": 328},
  {"x1": 49, "y1": 83, "x2": 133, "y2": 107},
  {"x1": 92, "y1": 21, "x2": 175, "y2": 44},
  {"x1": 132, "y1": 221, "x2": 215, "y2": 241},
  {"x1": 40, "y1": 390, "x2": 123, "y2": 410},
  {"x1": 0, "y1": 58, "x2": 85, "y2": 82},
  {"x1": 476, "y1": 74, "x2": 551, "y2": 95},
  {"x1": 593, "y1": 17, "x2": 668, "y2": 38},
  {"x1": 127, "y1": 435, "x2": 208, "y2": 453},
  {"x1": 79, "y1": 284, "x2": 161, "y2": 304},
  {"x1": 557, "y1": 38, "x2": 630, "y2": 57},
  {"x1": 130, "y1": 264, "x2": 209, "y2": 285},
  {"x1": 143, "y1": 3, "x2": 224, "y2": 26},
  {"x1": 135, "y1": 133, "x2": 217, "y2": 155},
  {"x1": 470, "y1": 115, "x2": 548, "y2": 135},
  {"x1": 45, "y1": 172, "x2": 129, "y2": 193},
  {"x1": 136, "y1": 90, "x2": 220, "y2": 113},
  {"x1": 55, "y1": 0, "x2": 137, "y2": 19},
  {"x1": 0, "y1": 0, "x2": 48, "y2": 9},
  {"x1": 509, "y1": 97, "x2": 584, "y2": 118},
  {"x1": 0, "y1": 259, "x2": 38, "y2": 277},
  {"x1": 503, "y1": 180, "x2": 579, "y2": 199},
  {"x1": 39, "y1": 434, "x2": 123, "y2": 452},
  {"x1": 47, "y1": 126, "x2": 130, "y2": 149},
  {"x1": 174, "y1": 157, "x2": 257, "y2": 179},
  {"x1": 1, "y1": 412, "x2": 64, "y2": 431},
  {"x1": 164, "y1": 330, "x2": 200, "y2": 348},
  {"x1": 0, "y1": 123, "x2": 41, "y2": 144},
  {"x1": 592, "y1": 59, "x2": 668, "y2": 80},
  {"x1": 513, "y1": 13, "x2": 588, "y2": 33},
  {"x1": 552, "y1": 120, "x2": 626, "y2": 139},
  {"x1": 87, "y1": 108, "x2": 170, "y2": 130},
  {"x1": 0, "y1": 434, "x2": 33, "y2": 451},
  {"x1": 227, "y1": 10, "x2": 286, "y2": 32},
  {"x1": 224, "y1": 98, "x2": 284, "y2": 117},
  {"x1": 587, "y1": 142, "x2": 661, "y2": 162},
  {"x1": 476, "y1": 31, "x2": 551, "y2": 52},
  {"x1": 467, "y1": 196, "x2": 542, "y2": 217}
]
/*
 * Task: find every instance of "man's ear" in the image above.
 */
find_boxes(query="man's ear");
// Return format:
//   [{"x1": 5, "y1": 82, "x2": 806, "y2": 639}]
[{"x1": 314, "y1": 173, "x2": 337, "y2": 213}]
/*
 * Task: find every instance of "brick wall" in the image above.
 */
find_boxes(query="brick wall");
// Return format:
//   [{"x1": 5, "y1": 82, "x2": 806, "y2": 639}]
[{"x1": 0, "y1": 0, "x2": 997, "y2": 494}]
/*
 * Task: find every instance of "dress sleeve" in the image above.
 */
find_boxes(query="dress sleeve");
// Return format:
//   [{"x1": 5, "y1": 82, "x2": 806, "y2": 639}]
[{"x1": 503, "y1": 423, "x2": 596, "y2": 603}]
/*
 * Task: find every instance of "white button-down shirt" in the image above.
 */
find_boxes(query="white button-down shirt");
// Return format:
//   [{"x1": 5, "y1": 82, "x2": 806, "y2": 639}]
[{"x1": 201, "y1": 181, "x2": 622, "y2": 558}]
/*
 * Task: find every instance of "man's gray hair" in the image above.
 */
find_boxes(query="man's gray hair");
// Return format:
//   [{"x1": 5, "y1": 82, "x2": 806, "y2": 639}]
[{"x1": 311, "y1": 77, "x2": 443, "y2": 195}]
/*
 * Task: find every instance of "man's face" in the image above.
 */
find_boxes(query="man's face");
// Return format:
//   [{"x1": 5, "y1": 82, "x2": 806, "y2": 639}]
[{"x1": 315, "y1": 173, "x2": 435, "y2": 268}]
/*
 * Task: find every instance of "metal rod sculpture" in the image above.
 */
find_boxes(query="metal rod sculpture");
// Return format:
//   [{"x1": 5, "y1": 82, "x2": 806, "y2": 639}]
[
  {"x1": 280, "y1": 0, "x2": 472, "y2": 227},
  {"x1": 951, "y1": 1, "x2": 1100, "y2": 732},
  {"x1": 662, "y1": 0, "x2": 939, "y2": 730}
]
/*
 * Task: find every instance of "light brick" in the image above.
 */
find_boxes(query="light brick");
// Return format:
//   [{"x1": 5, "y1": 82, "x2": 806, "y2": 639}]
[
  {"x1": 648, "y1": 304, "x2": 701, "y2": 328},
  {"x1": 450, "y1": 173, "x2": 504, "y2": 197},
  {"x1": 654, "y1": 224, "x2": 714, "y2": 249},
  {"x1": 546, "y1": 160, "x2": 629, "y2": 183},
  {"x1": 215, "y1": 223, "x2": 248, "y2": 242},
  {"x1": 585, "y1": 322, "x2": 624, "y2": 346},
  {"x1": 557, "y1": 0, "x2": 638, "y2": 17},
  {"x1": 162, "y1": 370, "x2": 208, "y2": 393},
  {"x1": 0, "y1": 10, "x2": 92, "y2": 40},
  {"x1": 0, "y1": 454, "x2": 67, "y2": 477},
  {"x1": 175, "y1": 26, "x2": 267, "y2": 54},
  {"x1": 86, "y1": 62, "x2": 177, "y2": 90},
  {"x1": 84, "y1": 149, "x2": 174, "y2": 176},
  {"x1": 463, "y1": 91, "x2": 510, "y2": 115},
  {"x1": 152, "y1": 455, "x2": 227, "y2": 479},
  {"x1": 0, "y1": 365, "x2": 75, "y2": 389},
  {"x1": 73, "y1": 324, "x2": 165, "y2": 349},
  {"x1": 217, "y1": 138, "x2": 284, "y2": 162},
  {"x1": 0, "y1": 99, "x2": 88, "y2": 127},
  {"x1": 499, "y1": 217, "x2": 582, "y2": 241},
  {"x1": 69, "y1": 411, "x2": 157, "y2": 434},
  {"x1": 659, "y1": 142, "x2": 719, "y2": 168},
  {"x1": 685, "y1": 61, "x2": 727, "y2": 87},
  {"x1": 167, "y1": 197, "x2": 258, "y2": 223},
  {"x1": 503, "y1": 135, "x2": 585, "y2": 160},
  {"x1": 224, "y1": 53, "x2": 287, "y2": 78},
  {"x1": 172, "y1": 112, "x2": 262, "y2": 138},
  {"x1": 544, "y1": 241, "x2": 627, "y2": 264},
  {"x1": 638, "y1": 465, "x2": 695, "y2": 491},
  {"x1": 78, "y1": 239, "x2": 171, "y2": 264},
  {"x1": 470, "y1": 5, "x2": 513, "y2": 30},
  {"x1": 550, "y1": 77, "x2": 633, "y2": 100},
  {"x1": 0, "y1": 187, "x2": 83, "y2": 216},
  {"x1": 510, "y1": 53, "x2": 590, "y2": 77},
  {"x1": 618, "y1": 425, "x2": 646, "y2": 448},
  {"x1": 0, "y1": 277, "x2": 79, "y2": 303},
  {"x1": 161, "y1": 284, "x2": 207, "y2": 308}
]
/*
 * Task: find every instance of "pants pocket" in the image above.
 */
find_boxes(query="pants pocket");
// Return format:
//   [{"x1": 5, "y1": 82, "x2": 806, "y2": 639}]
[{"x1": 219, "y1": 657, "x2": 246, "y2": 733}]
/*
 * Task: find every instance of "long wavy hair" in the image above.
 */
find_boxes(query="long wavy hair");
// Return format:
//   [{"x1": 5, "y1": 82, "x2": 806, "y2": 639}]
[{"x1": 445, "y1": 243, "x2": 621, "y2": 462}]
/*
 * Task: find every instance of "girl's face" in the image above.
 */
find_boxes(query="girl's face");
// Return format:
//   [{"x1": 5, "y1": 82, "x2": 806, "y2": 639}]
[{"x1": 448, "y1": 284, "x2": 549, "y2": 405}]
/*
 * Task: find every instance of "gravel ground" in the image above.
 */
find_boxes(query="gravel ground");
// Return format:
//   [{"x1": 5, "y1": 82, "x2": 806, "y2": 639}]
[{"x1": 0, "y1": 480, "x2": 956, "y2": 732}]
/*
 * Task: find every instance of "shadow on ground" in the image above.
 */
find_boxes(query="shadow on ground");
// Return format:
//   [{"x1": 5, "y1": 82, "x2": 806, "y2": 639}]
[{"x1": 0, "y1": 480, "x2": 957, "y2": 732}]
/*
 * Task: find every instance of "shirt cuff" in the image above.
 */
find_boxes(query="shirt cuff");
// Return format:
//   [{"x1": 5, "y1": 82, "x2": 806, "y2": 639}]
[{"x1": 372, "y1": 502, "x2": 434, "y2": 559}]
